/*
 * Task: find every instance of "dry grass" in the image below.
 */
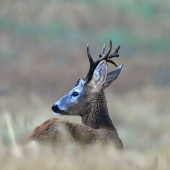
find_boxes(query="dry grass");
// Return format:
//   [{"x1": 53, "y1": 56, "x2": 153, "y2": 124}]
[{"x1": 1, "y1": 133, "x2": 170, "y2": 170}]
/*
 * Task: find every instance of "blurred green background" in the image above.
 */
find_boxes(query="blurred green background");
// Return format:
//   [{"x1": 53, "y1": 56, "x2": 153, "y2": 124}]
[{"x1": 0, "y1": 0, "x2": 170, "y2": 153}]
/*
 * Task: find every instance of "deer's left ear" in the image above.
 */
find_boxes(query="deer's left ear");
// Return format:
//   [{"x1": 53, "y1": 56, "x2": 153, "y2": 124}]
[
  {"x1": 103, "y1": 64, "x2": 123, "y2": 89},
  {"x1": 90, "y1": 60, "x2": 107, "y2": 91}
]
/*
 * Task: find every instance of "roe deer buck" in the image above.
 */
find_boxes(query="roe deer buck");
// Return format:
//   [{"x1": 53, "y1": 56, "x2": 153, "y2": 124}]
[{"x1": 25, "y1": 40, "x2": 123, "y2": 149}]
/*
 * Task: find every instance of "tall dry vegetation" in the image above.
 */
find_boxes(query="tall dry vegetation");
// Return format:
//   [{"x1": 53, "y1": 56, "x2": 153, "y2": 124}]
[{"x1": 0, "y1": 0, "x2": 170, "y2": 169}]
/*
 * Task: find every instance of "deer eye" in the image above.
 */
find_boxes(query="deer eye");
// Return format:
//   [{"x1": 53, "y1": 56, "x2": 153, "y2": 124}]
[{"x1": 72, "y1": 91, "x2": 79, "y2": 97}]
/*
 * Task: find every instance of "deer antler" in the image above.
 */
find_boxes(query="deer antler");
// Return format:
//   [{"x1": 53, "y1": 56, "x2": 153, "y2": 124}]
[{"x1": 84, "y1": 40, "x2": 120, "y2": 82}]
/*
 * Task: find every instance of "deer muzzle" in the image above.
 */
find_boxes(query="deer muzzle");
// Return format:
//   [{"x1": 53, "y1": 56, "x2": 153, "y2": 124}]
[{"x1": 51, "y1": 104, "x2": 64, "y2": 115}]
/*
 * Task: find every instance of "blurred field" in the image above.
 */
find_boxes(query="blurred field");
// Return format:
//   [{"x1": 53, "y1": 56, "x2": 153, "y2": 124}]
[{"x1": 0, "y1": 0, "x2": 170, "y2": 169}]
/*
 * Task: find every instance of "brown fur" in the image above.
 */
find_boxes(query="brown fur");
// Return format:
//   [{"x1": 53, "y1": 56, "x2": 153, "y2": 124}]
[{"x1": 25, "y1": 118, "x2": 123, "y2": 149}]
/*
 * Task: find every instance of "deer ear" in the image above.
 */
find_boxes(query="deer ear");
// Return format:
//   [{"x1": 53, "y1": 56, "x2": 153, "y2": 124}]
[
  {"x1": 103, "y1": 65, "x2": 123, "y2": 89},
  {"x1": 90, "y1": 60, "x2": 107, "y2": 90}
]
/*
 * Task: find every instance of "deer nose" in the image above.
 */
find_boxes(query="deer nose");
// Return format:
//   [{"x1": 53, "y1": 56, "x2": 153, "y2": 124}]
[
  {"x1": 52, "y1": 104, "x2": 64, "y2": 115},
  {"x1": 52, "y1": 104, "x2": 58, "y2": 112},
  {"x1": 51, "y1": 104, "x2": 62, "y2": 113}
]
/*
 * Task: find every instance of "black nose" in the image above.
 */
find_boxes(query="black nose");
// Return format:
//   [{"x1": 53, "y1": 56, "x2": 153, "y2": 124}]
[
  {"x1": 51, "y1": 104, "x2": 64, "y2": 114},
  {"x1": 52, "y1": 104, "x2": 59, "y2": 112}
]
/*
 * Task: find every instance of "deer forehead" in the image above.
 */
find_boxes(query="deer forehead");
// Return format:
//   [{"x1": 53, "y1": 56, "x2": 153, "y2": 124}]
[
  {"x1": 76, "y1": 79, "x2": 86, "y2": 87},
  {"x1": 70, "y1": 79, "x2": 86, "y2": 93}
]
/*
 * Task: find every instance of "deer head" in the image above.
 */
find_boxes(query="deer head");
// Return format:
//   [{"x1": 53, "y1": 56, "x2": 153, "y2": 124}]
[{"x1": 52, "y1": 41, "x2": 123, "y2": 121}]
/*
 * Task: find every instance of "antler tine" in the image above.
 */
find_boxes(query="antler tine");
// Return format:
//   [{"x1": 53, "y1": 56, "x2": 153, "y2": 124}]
[
  {"x1": 105, "y1": 40, "x2": 112, "y2": 58},
  {"x1": 100, "y1": 44, "x2": 106, "y2": 58},
  {"x1": 85, "y1": 44, "x2": 96, "y2": 82},
  {"x1": 106, "y1": 59, "x2": 118, "y2": 67},
  {"x1": 97, "y1": 40, "x2": 112, "y2": 62},
  {"x1": 108, "y1": 45, "x2": 120, "y2": 59},
  {"x1": 100, "y1": 40, "x2": 118, "y2": 67},
  {"x1": 87, "y1": 43, "x2": 94, "y2": 64}
]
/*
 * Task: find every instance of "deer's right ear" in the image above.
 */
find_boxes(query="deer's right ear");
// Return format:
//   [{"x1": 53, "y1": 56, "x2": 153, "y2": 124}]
[
  {"x1": 103, "y1": 65, "x2": 123, "y2": 89},
  {"x1": 90, "y1": 60, "x2": 107, "y2": 91}
]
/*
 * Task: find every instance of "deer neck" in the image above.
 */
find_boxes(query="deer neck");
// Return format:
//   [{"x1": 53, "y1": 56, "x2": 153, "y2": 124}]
[{"x1": 82, "y1": 91, "x2": 115, "y2": 130}]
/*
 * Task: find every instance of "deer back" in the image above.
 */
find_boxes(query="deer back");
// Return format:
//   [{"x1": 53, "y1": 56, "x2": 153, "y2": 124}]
[{"x1": 25, "y1": 118, "x2": 123, "y2": 149}]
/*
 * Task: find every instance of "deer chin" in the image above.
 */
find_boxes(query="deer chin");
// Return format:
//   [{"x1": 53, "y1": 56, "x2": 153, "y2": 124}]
[{"x1": 55, "y1": 113, "x2": 61, "y2": 116}]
